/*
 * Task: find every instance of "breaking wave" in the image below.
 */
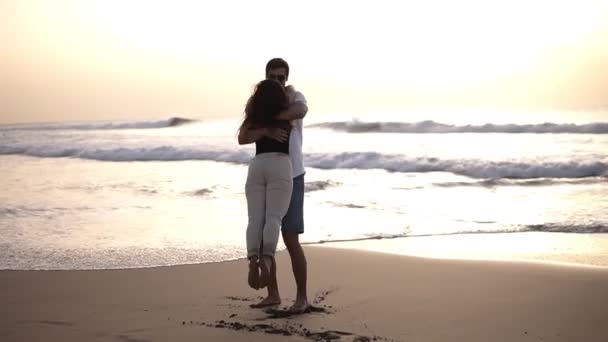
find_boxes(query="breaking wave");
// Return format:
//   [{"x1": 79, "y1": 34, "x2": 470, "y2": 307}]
[
  {"x1": 310, "y1": 120, "x2": 608, "y2": 134},
  {"x1": 0, "y1": 117, "x2": 196, "y2": 131},
  {"x1": 2, "y1": 143, "x2": 607, "y2": 179}
]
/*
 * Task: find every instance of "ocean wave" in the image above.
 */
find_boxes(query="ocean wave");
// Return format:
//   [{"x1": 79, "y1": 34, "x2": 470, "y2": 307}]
[
  {"x1": 0, "y1": 117, "x2": 196, "y2": 131},
  {"x1": 524, "y1": 223, "x2": 608, "y2": 234},
  {"x1": 191, "y1": 188, "x2": 214, "y2": 197},
  {"x1": 305, "y1": 223, "x2": 608, "y2": 245},
  {"x1": 309, "y1": 120, "x2": 608, "y2": 134},
  {"x1": 305, "y1": 180, "x2": 342, "y2": 192},
  {"x1": 304, "y1": 152, "x2": 608, "y2": 179},
  {"x1": 0, "y1": 145, "x2": 252, "y2": 163},
  {"x1": 2, "y1": 145, "x2": 607, "y2": 179},
  {"x1": 433, "y1": 177, "x2": 608, "y2": 187}
]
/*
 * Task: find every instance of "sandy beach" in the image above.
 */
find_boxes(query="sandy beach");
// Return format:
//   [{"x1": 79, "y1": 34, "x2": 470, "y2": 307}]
[
  {"x1": 4, "y1": 2, "x2": 608, "y2": 341},
  {"x1": 2, "y1": 245, "x2": 607, "y2": 342}
]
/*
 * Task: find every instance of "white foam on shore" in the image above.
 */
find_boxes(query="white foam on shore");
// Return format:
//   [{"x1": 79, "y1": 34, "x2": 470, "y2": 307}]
[{"x1": 318, "y1": 232, "x2": 608, "y2": 269}]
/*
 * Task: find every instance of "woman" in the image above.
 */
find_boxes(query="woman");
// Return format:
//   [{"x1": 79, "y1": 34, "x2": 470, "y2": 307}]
[{"x1": 238, "y1": 79, "x2": 293, "y2": 290}]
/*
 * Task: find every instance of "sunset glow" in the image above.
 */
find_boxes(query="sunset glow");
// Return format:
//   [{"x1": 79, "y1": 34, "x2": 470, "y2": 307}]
[{"x1": 2, "y1": 0, "x2": 608, "y2": 123}]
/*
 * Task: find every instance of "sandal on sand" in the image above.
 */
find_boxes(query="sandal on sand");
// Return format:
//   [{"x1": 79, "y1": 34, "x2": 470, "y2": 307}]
[
  {"x1": 247, "y1": 260, "x2": 260, "y2": 290},
  {"x1": 258, "y1": 256, "x2": 272, "y2": 289}
]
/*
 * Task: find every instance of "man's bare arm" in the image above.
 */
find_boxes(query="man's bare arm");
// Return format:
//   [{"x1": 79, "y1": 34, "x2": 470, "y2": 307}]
[{"x1": 277, "y1": 102, "x2": 308, "y2": 121}]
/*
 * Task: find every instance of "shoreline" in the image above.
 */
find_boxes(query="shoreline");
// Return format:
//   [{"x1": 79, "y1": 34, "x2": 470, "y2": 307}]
[
  {"x1": 314, "y1": 231, "x2": 608, "y2": 269},
  {"x1": 3, "y1": 231, "x2": 607, "y2": 272}
]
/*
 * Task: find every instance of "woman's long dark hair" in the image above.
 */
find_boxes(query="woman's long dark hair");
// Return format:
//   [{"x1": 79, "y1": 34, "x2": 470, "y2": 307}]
[{"x1": 240, "y1": 80, "x2": 289, "y2": 131}]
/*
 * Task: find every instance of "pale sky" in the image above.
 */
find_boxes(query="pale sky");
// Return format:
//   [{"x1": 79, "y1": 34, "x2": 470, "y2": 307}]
[{"x1": 2, "y1": 0, "x2": 608, "y2": 124}]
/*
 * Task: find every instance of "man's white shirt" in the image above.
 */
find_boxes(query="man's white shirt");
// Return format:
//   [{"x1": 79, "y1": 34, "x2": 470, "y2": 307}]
[{"x1": 289, "y1": 91, "x2": 306, "y2": 178}]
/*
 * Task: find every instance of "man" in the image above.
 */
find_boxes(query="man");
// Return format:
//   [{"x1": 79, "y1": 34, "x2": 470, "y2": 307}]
[{"x1": 238, "y1": 58, "x2": 309, "y2": 312}]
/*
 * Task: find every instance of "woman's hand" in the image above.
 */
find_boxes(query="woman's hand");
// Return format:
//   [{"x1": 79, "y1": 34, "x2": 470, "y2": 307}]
[{"x1": 264, "y1": 127, "x2": 289, "y2": 143}]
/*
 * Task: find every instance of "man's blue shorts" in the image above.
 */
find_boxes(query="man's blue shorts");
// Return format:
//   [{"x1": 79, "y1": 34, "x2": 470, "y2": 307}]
[{"x1": 281, "y1": 173, "x2": 304, "y2": 234}]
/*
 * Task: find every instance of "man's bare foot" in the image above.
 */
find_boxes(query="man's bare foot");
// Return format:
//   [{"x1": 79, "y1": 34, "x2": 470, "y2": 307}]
[
  {"x1": 247, "y1": 259, "x2": 260, "y2": 290},
  {"x1": 258, "y1": 256, "x2": 273, "y2": 289},
  {"x1": 288, "y1": 299, "x2": 310, "y2": 314},
  {"x1": 250, "y1": 296, "x2": 281, "y2": 308}
]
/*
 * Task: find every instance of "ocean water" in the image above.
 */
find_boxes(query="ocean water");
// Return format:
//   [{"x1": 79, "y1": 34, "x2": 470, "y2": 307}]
[{"x1": 1, "y1": 116, "x2": 607, "y2": 270}]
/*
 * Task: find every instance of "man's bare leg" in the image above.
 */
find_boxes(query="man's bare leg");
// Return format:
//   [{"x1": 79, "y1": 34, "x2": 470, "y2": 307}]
[{"x1": 283, "y1": 233, "x2": 309, "y2": 312}]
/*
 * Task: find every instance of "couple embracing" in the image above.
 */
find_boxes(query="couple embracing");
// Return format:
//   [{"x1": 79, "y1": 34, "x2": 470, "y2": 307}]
[{"x1": 238, "y1": 58, "x2": 309, "y2": 313}]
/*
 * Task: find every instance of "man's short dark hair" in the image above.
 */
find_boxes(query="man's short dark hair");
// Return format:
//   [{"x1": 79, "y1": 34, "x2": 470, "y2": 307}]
[{"x1": 266, "y1": 58, "x2": 290, "y2": 78}]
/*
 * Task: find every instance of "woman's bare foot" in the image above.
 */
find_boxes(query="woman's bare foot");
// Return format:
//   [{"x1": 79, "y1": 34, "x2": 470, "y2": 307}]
[
  {"x1": 288, "y1": 299, "x2": 310, "y2": 314},
  {"x1": 247, "y1": 258, "x2": 260, "y2": 290},
  {"x1": 250, "y1": 296, "x2": 281, "y2": 308},
  {"x1": 258, "y1": 256, "x2": 273, "y2": 289}
]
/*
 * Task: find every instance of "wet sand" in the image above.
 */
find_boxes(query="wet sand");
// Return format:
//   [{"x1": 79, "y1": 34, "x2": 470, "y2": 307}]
[{"x1": 2, "y1": 246, "x2": 608, "y2": 341}]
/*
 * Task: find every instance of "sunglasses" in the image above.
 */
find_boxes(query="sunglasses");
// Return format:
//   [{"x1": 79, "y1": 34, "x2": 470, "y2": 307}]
[{"x1": 268, "y1": 74, "x2": 286, "y2": 82}]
